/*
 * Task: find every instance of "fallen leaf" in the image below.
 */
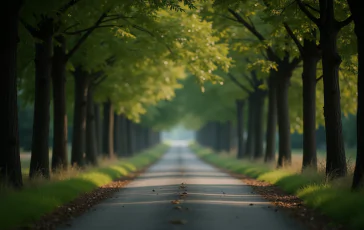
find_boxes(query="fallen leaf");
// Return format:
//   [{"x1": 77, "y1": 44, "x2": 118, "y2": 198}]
[
  {"x1": 249, "y1": 203, "x2": 254, "y2": 206},
  {"x1": 171, "y1": 200, "x2": 180, "y2": 204}
]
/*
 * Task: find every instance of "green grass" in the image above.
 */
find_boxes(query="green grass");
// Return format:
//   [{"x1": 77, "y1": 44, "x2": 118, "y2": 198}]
[
  {"x1": 190, "y1": 143, "x2": 364, "y2": 230},
  {"x1": 0, "y1": 144, "x2": 169, "y2": 230}
]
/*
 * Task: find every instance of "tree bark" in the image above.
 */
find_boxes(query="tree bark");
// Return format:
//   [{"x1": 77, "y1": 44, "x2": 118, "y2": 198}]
[
  {"x1": 214, "y1": 122, "x2": 221, "y2": 152},
  {"x1": 264, "y1": 74, "x2": 277, "y2": 162},
  {"x1": 85, "y1": 86, "x2": 97, "y2": 165},
  {"x1": 348, "y1": 0, "x2": 364, "y2": 189},
  {"x1": 0, "y1": 0, "x2": 23, "y2": 187},
  {"x1": 119, "y1": 115, "x2": 128, "y2": 157},
  {"x1": 319, "y1": 1, "x2": 347, "y2": 177},
  {"x1": 94, "y1": 103, "x2": 102, "y2": 155},
  {"x1": 102, "y1": 100, "x2": 114, "y2": 158},
  {"x1": 126, "y1": 119, "x2": 133, "y2": 155},
  {"x1": 276, "y1": 70, "x2": 292, "y2": 167},
  {"x1": 113, "y1": 113, "x2": 120, "y2": 156},
  {"x1": 131, "y1": 122, "x2": 138, "y2": 154},
  {"x1": 51, "y1": 35, "x2": 68, "y2": 171},
  {"x1": 71, "y1": 68, "x2": 88, "y2": 167},
  {"x1": 236, "y1": 100, "x2": 246, "y2": 158},
  {"x1": 225, "y1": 121, "x2": 231, "y2": 152},
  {"x1": 246, "y1": 95, "x2": 256, "y2": 158},
  {"x1": 29, "y1": 25, "x2": 53, "y2": 179},
  {"x1": 302, "y1": 39, "x2": 320, "y2": 170},
  {"x1": 253, "y1": 91, "x2": 266, "y2": 159}
]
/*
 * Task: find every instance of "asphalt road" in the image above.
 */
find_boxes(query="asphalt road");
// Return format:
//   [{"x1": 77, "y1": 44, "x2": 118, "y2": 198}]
[{"x1": 58, "y1": 142, "x2": 304, "y2": 230}]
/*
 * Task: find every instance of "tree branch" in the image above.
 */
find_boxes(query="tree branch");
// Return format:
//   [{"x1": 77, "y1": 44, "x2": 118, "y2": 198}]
[
  {"x1": 316, "y1": 75, "x2": 323, "y2": 82},
  {"x1": 92, "y1": 75, "x2": 107, "y2": 88},
  {"x1": 57, "y1": 0, "x2": 81, "y2": 16},
  {"x1": 291, "y1": 56, "x2": 302, "y2": 68},
  {"x1": 295, "y1": 0, "x2": 320, "y2": 26},
  {"x1": 64, "y1": 24, "x2": 124, "y2": 35},
  {"x1": 66, "y1": 12, "x2": 108, "y2": 60},
  {"x1": 283, "y1": 22, "x2": 304, "y2": 55},
  {"x1": 228, "y1": 9, "x2": 265, "y2": 41},
  {"x1": 242, "y1": 73, "x2": 255, "y2": 88},
  {"x1": 215, "y1": 13, "x2": 238, "y2": 22},
  {"x1": 19, "y1": 18, "x2": 38, "y2": 37},
  {"x1": 102, "y1": 15, "x2": 135, "y2": 23},
  {"x1": 63, "y1": 23, "x2": 80, "y2": 33},
  {"x1": 227, "y1": 73, "x2": 251, "y2": 93},
  {"x1": 337, "y1": 15, "x2": 353, "y2": 28},
  {"x1": 228, "y1": 8, "x2": 279, "y2": 61},
  {"x1": 304, "y1": 3, "x2": 320, "y2": 13},
  {"x1": 261, "y1": 50, "x2": 269, "y2": 60}
]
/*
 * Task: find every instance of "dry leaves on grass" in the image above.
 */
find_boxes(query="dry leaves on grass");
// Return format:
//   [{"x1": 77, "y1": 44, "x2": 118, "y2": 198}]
[{"x1": 234, "y1": 174, "x2": 347, "y2": 230}]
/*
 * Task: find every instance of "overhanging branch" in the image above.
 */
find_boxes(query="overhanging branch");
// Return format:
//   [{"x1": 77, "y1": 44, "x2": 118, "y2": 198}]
[
  {"x1": 64, "y1": 24, "x2": 125, "y2": 35},
  {"x1": 66, "y1": 11, "x2": 108, "y2": 60},
  {"x1": 295, "y1": 0, "x2": 320, "y2": 26},
  {"x1": 228, "y1": 8, "x2": 279, "y2": 62},
  {"x1": 283, "y1": 22, "x2": 304, "y2": 55},
  {"x1": 227, "y1": 73, "x2": 251, "y2": 93}
]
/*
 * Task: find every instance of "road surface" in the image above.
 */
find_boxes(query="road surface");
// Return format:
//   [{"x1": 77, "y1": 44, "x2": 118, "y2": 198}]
[{"x1": 58, "y1": 142, "x2": 304, "y2": 230}]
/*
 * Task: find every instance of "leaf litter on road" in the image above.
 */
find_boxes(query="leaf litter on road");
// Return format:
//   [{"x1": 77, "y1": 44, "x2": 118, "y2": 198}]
[
  {"x1": 169, "y1": 220, "x2": 187, "y2": 225},
  {"x1": 171, "y1": 200, "x2": 180, "y2": 204}
]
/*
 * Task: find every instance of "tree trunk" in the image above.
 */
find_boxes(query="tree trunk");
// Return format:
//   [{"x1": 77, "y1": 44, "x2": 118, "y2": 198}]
[
  {"x1": 0, "y1": 0, "x2": 23, "y2": 187},
  {"x1": 214, "y1": 122, "x2": 221, "y2": 152},
  {"x1": 71, "y1": 68, "x2": 88, "y2": 167},
  {"x1": 349, "y1": 0, "x2": 364, "y2": 189},
  {"x1": 225, "y1": 121, "x2": 231, "y2": 152},
  {"x1": 264, "y1": 74, "x2": 277, "y2": 162},
  {"x1": 131, "y1": 122, "x2": 138, "y2": 154},
  {"x1": 319, "y1": 3, "x2": 347, "y2": 177},
  {"x1": 94, "y1": 103, "x2": 102, "y2": 155},
  {"x1": 276, "y1": 71, "x2": 292, "y2": 167},
  {"x1": 85, "y1": 86, "x2": 97, "y2": 165},
  {"x1": 126, "y1": 119, "x2": 133, "y2": 155},
  {"x1": 253, "y1": 91, "x2": 265, "y2": 159},
  {"x1": 246, "y1": 95, "x2": 256, "y2": 158},
  {"x1": 302, "y1": 39, "x2": 320, "y2": 170},
  {"x1": 114, "y1": 113, "x2": 120, "y2": 156},
  {"x1": 29, "y1": 29, "x2": 53, "y2": 179},
  {"x1": 119, "y1": 115, "x2": 128, "y2": 157},
  {"x1": 236, "y1": 100, "x2": 245, "y2": 158},
  {"x1": 51, "y1": 35, "x2": 68, "y2": 171},
  {"x1": 144, "y1": 127, "x2": 151, "y2": 149},
  {"x1": 102, "y1": 100, "x2": 114, "y2": 158}
]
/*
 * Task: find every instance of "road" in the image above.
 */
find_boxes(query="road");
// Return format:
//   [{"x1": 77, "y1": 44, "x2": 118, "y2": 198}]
[{"x1": 58, "y1": 142, "x2": 304, "y2": 230}]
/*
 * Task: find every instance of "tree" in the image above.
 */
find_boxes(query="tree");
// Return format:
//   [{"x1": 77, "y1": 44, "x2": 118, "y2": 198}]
[
  {"x1": 295, "y1": 0, "x2": 352, "y2": 177},
  {"x1": 0, "y1": 0, "x2": 24, "y2": 188},
  {"x1": 347, "y1": 0, "x2": 364, "y2": 189}
]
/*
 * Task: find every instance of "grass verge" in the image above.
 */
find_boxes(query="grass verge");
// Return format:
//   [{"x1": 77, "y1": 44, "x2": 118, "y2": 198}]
[
  {"x1": 1, "y1": 144, "x2": 169, "y2": 230},
  {"x1": 190, "y1": 143, "x2": 364, "y2": 230}
]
